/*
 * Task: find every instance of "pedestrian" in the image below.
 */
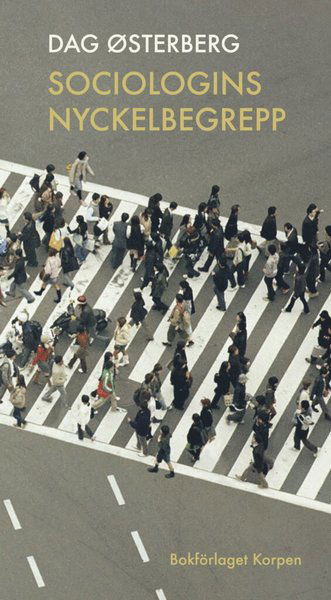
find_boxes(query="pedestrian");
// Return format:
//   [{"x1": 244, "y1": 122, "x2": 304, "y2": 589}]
[
  {"x1": 283, "y1": 222, "x2": 298, "y2": 272},
  {"x1": 6, "y1": 249, "x2": 35, "y2": 303},
  {"x1": 193, "y1": 203, "x2": 208, "y2": 245},
  {"x1": 97, "y1": 195, "x2": 113, "y2": 245},
  {"x1": 293, "y1": 400, "x2": 319, "y2": 456},
  {"x1": 305, "y1": 247, "x2": 319, "y2": 298},
  {"x1": 179, "y1": 279, "x2": 195, "y2": 315},
  {"x1": 127, "y1": 400, "x2": 151, "y2": 456},
  {"x1": 10, "y1": 374, "x2": 27, "y2": 428},
  {"x1": 310, "y1": 366, "x2": 331, "y2": 420},
  {"x1": 67, "y1": 325, "x2": 89, "y2": 373},
  {"x1": 17, "y1": 313, "x2": 42, "y2": 368},
  {"x1": 200, "y1": 398, "x2": 216, "y2": 440},
  {"x1": 301, "y1": 203, "x2": 320, "y2": 253},
  {"x1": 258, "y1": 206, "x2": 278, "y2": 255},
  {"x1": 85, "y1": 193, "x2": 100, "y2": 228},
  {"x1": 236, "y1": 431, "x2": 272, "y2": 488},
  {"x1": 224, "y1": 204, "x2": 240, "y2": 241},
  {"x1": 140, "y1": 240, "x2": 156, "y2": 289},
  {"x1": 74, "y1": 295, "x2": 96, "y2": 342},
  {"x1": 306, "y1": 311, "x2": 331, "y2": 365},
  {"x1": 160, "y1": 202, "x2": 178, "y2": 250},
  {"x1": 317, "y1": 225, "x2": 331, "y2": 282},
  {"x1": 264, "y1": 376, "x2": 278, "y2": 420},
  {"x1": 148, "y1": 193, "x2": 163, "y2": 233},
  {"x1": 110, "y1": 212, "x2": 130, "y2": 269},
  {"x1": 198, "y1": 219, "x2": 224, "y2": 273},
  {"x1": 48, "y1": 218, "x2": 65, "y2": 253},
  {"x1": 263, "y1": 244, "x2": 279, "y2": 301},
  {"x1": 0, "y1": 187, "x2": 11, "y2": 235},
  {"x1": 19, "y1": 212, "x2": 40, "y2": 267},
  {"x1": 126, "y1": 215, "x2": 145, "y2": 272},
  {"x1": 150, "y1": 363, "x2": 167, "y2": 411},
  {"x1": 0, "y1": 349, "x2": 18, "y2": 402},
  {"x1": 139, "y1": 208, "x2": 152, "y2": 241},
  {"x1": 163, "y1": 294, "x2": 191, "y2": 347},
  {"x1": 151, "y1": 263, "x2": 169, "y2": 314},
  {"x1": 39, "y1": 204, "x2": 55, "y2": 247},
  {"x1": 77, "y1": 395, "x2": 95, "y2": 441},
  {"x1": 69, "y1": 151, "x2": 94, "y2": 202},
  {"x1": 34, "y1": 248, "x2": 62, "y2": 303},
  {"x1": 41, "y1": 355, "x2": 69, "y2": 407},
  {"x1": 148, "y1": 425, "x2": 175, "y2": 478},
  {"x1": 241, "y1": 230, "x2": 256, "y2": 277},
  {"x1": 129, "y1": 289, "x2": 154, "y2": 341},
  {"x1": 212, "y1": 256, "x2": 229, "y2": 311},
  {"x1": 207, "y1": 184, "x2": 221, "y2": 215},
  {"x1": 93, "y1": 359, "x2": 122, "y2": 412},
  {"x1": 60, "y1": 237, "x2": 79, "y2": 289},
  {"x1": 292, "y1": 380, "x2": 312, "y2": 424},
  {"x1": 31, "y1": 164, "x2": 56, "y2": 214},
  {"x1": 275, "y1": 244, "x2": 290, "y2": 294},
  {"x1": 170, "y1": 358, "x2": 191, "y2": 410},
  {"x1": 228, "y1": 232, "x2": 246, "y2": 289},
  {"x1": 68, "y1": 215, "x2": 89, "y2": 263},
  {"x1": 230, "y1": 320, "x2": 248, "y2": 367},
  {"x1": 186, "y1": 413, "x2": 206, "y2": 462},
  {"x1": 114, "y1": 317, "x2": 131, "y2": 366},
  {"x1": 30, "y1": 334, "x2": 53, "y2": 385},
  {"x1": 180, "y1": 226, "x2": 202, "y2": 278},
  {"x1": 282, "y1": 263, "x2": 310, "y2": 314},
  {"x1": 226, "y1": 374, "x2": 248, "y2": 424},
  {"x1": 228, "y1": 344, "x2": 242, "y2": 387},
  {"x1": 211, "y1": 361, "x2": 231, "y2": 409}
]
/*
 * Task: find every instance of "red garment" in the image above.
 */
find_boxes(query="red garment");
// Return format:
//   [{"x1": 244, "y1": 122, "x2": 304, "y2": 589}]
[
  {"x1": 97, "y1": 381, "x2": 109, "y2": 398},
  {"x1": 76, "y1": 331, "x2": 89, "y2": 348},
  {"x1": 32, "y1": 345, "x2": 51, "y2": 365}
]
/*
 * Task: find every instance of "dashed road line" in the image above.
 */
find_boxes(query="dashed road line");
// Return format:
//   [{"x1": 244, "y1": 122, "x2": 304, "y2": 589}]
[
  {"x1": 3, "y1": 499, "x2": 22, "y2": 530},
  {"x1": 107, "y1": 475, "x2": 125, "y2": 506},
  {"x1": 26, "y1": 556, "x2": 45, "y2": 588},
  {"x1": 131, "y1": 530, "x2": 150, "y2": 563}
]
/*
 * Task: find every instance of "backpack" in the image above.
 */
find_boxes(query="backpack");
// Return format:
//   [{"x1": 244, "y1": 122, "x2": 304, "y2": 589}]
[
  {"x1": 0, "y1": 237, "x2": 7, "y2": 255},
  {"x1": 22, "y1": 321, "x2": 42, "y2": 351},
  {"x1": 29, "y1": 173, "x2": 40, "y2": 192}
]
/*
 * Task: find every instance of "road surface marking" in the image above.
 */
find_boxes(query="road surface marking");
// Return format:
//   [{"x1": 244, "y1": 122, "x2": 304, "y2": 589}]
[
  {"x1": 107, "y1": 475, "x2": 125, "y2": 506},
  {"x1": 27, "y1": 556, "x2": 45, "y2": 588},
  {"x1": 3, "y1": 499, "x2": 22, "y2": 530},
  {"x1": 156, "y1": 590, "x2": 167, "y2": 600},
  {"x1": 131, "y1": 531, "x2": 150, "y2": 563},
  {"x1": 297, "y1": 431, "x2": 331, "y2": 499}
]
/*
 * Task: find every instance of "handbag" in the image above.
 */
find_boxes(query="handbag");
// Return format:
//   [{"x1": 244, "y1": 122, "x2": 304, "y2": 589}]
[
  {"x1": 49, "y1": 230, "x2": 63, "y2": 252},
  {"x1": 83, "y1": 237, "x2": 95, "y2": 252},
  {"x1": 169, "y1": 245, "x2": 179, "y2": 259},
  {"x1": 224, "y1": 393, "x2": 233, "y2": 407}
]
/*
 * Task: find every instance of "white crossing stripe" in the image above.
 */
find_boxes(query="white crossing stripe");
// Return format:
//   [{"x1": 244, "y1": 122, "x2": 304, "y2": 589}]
[
  {"x1": 131, "y1": 531, "x2": 150, "y2": 563},
  {"x1": 0, "y1": 169, "x2": 10, "y2": 188},
  {"x1": 156, "y1": 590, "x2": 167, "y2": 600},
  {"x1": 3, "y1": 499, "x2": 22, "y2": 530},
  {"x1": 107, "y1": 475, "x2": 126, "y2": 505},
  {"x1": 128, "y1": 249, "x2": 209, "y2": 383},
  {"x1": 26, "y1": 556, "x2": 45, "y2": 588},
  {"x1": 297, "y1": 431, "x2": 331, "y2": 499},
  {"x1": 126, "y1": 251, "x2": 260, "y2": 452},
  {"x1": 25, "y1": 202, "x2": 136, "y2": 425},
  {"x1": 230, "y1": 293, "x2": 331, "y2": 485}
]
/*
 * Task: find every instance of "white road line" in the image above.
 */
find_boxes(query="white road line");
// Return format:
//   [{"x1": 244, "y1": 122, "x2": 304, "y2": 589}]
[
  {"x1": 131, "y1": 531, "x2": 150, "y2": 563},
  {"x1": 26, "y1": 556, "x2": 45, "y2": 588},
  {"x1": 0, "y1": 159, "x2": 290, "y2": 241},
  {"x1": 107, "y1": 475, "x2": 125, "y2": 506},
  {"x1": 0, "y1": 414, "x2": 329, "y2": 513},
  {"x1": 128, "y1": 248, "x2": 209, "y2": 383},
  {"x1": 126, "y1": 250, "x2": 261, "y2": 453},
  {"x1": 230, "y1": 293, "x2": 331, "y2": 485},
  {"x1": 3, "y1": 499, "x2": 22, "y2": 530},
  {"x1": 25, "y1": 201, "x2": 136, "y2": 425},
  {"x1": 0, "y1": 169, "x2": 10, "y2": 187},
  {"x1": 156, "y1": 589, "x2": 167, "y2": 600},
  {"x1": 297, "y1": 431, "x2": 331, "y2": 499}
]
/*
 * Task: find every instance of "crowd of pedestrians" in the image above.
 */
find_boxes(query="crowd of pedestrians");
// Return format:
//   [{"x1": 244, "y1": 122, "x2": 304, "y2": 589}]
[{"x1": 0, "y1": 153, "x2": 330, "y2": 487}]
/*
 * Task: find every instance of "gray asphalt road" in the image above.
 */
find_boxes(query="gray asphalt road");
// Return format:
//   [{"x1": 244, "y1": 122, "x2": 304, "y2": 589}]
[{"x1": 0, "y1": 428, "x2": 330, "y2": 600}]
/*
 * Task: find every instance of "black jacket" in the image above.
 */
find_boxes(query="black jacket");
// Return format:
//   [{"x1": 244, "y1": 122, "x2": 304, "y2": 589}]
[
  {"x1": 130, "y1": 298, "x2": 147, "y2": 324},
  {"x1": 233, "y1": 382, "x2": 246, "y2": 410},
  {"x1": 8, "y1": 257, "x2": 27, "y2": 284},
  {"x1": 20, "y1": 221, "x2": 40, "y2": 249},
  {"x1": 200, "y1": 407, "x2": 213, "y2": 428},
  {"x1": 285, "y1": 227, "x2": 298, "y2": 254},
  {"x1": 213, "y1": 266, "x2": 229, "y2": 292},
  {"x1": 224, "y1": 214, "x2": 238, "y2": 241},
  {"x1": 208, "y1": 227, "x2": 224, "y2": 257},
  {"x1": 214, "y1": 370, "x2": 230, "y2": 395},
  {"x1": 311, "y1": 374, "x2": 326, "y2": 399},
  {"x1": 302, "y1": 216, "x2": 318, "y2": 245},
  {"x1": 261, "y1": 215, "x2": 277, "y2": 241},
  {"x1": 233, "y1": 330, "x2": 247, "y2": 358},
  {"x1": 60, "y1": 247, "x2": 79, "y2": 273},
  {"x1": 187, "y1": 423, "x2": 203, "y2": 447},
  {"x1": 159, "y1": 208, "x2": 173, "y2": 238},
  {"x1": 129, "y1": 408, "x2": 151, "y2": 436}
]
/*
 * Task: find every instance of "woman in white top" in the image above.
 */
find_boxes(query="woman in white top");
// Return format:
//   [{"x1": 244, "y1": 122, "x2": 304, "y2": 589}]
[
  {"x1": 0, "y1": 188, "x2": 10, "y2": 234},
  {"x1": 34, "y1": 248, "x2": 62, "y2": 303},
  {"x1": 139, "y1": 209, "x2": 152, "y2": 240}
]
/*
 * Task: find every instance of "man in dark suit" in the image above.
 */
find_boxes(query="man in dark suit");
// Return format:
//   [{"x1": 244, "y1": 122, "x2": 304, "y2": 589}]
[{"x1": 7, "y1": 249, "x2": 35, "y2": 303}]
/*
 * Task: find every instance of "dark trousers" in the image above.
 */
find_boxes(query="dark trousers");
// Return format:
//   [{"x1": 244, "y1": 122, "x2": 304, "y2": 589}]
[
  {"x1": 294, "y1": 428, "x2": 317, "y2": 453},
  {"x1": 275, "y1": 271, "x2": 289, "y2": 290},
  {"x1": 286, "y1": 293, "x2": 309, "y2": 313},
  {"x1": 173, "y1": 386, "x2": 189, "y2": 409},
  {"x1": 13, "y1": 407, "x2": 25, "y2": 426},
  {"x1": 184, "y1": 255, "x2": 198, "y2": 278},
  {"x1": 77, "y1": 424, "x2": 93, "y2": 440},
  {"x1": 187, "y1": 445, "x2": 202, "y2": 461},
  {"x1": 211, "y1": 390, "x2": 223, "y2": 408},
  {"x1": 152, "y1": 296, "x2": 168, "y2": 311},
  {"x1": 213, "y1": 287, "x2": 226, "y2": 310},
  {"x1": 264, "y1": 276, "x2": 275, "y2": 300},
  {"x1": 24, "y1": 245, "x2": 38, "y2": 267},
  {"x1": 306, "y1": 276, "x2": 317, "y2": 294},
  {"x1": 68, "y1": 353, "x2": 87, "y2": 373},
  {"x1": 320, "y1": 253, "x2": 331, "y2": 281},
  {"x1": 229, "y1": 262, "x2": 245, "y2": 287},
  {"x1": 110, "y1": 246, "x2": 126, "y2": 269}
]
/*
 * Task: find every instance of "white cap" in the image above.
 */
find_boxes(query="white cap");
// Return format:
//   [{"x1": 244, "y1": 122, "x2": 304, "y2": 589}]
[{"x1": 17, "y1": 312, "x2": 28, "y2": 323}]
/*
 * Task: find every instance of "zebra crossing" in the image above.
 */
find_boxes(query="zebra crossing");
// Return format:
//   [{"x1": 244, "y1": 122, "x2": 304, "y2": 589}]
[{"x1": 0, "y1": 158, "x2": 330, "y2": 514}]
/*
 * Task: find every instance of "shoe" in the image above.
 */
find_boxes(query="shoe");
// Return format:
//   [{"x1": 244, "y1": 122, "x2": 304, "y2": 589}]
[
  {"x1": 148, "y1": 466, "x2": 159, "y2": 473},
  {"x1": 302, "y1": 310, "x2": 310, "y2": 314},
  {"x1": 161, "y1": 308, "x2": 168, "y2": 315},
  {"x1": 313, "y1": 448, "x2": 320, "y2": 457},
  {"x1": 152, "y1": 417, "x2": 162, "y2": 423},
  {"x1": 238, "y1": 420, "x2": 245, "y2": 424},
  {"x1": 89, "y1": 337, "x2": 94, "y2": 345},
  {"x1": 312, "y1": 407, "x2": 319, "y2": 413},
  {"x1": 186, "y1": 340, "x2": 194, "y2": 347},
  {"x1": 281, "y1": 308, "x2": 291, "y2": 313},
  {"x1": 34, "y1": 290, "x2": 43, "y2": 296},
  {"x1": 281, "y1": 288, "x2": 290, "y2": 294},
  {"x1": 41, "y1": 397, "x2": 52, "y2": 402},
  {"x1": 216, "y1": 306, "x2": 226, "y2": 311},
  {"x1": 13, "y1": 423, "x2": 22, "y2": 428},
  {"x1": 198, "y1": 267, "x2": 209, "y2": 272},
  {"x1": 91, "y1": 436, "x2": 96, "y2": 441},
  {"x1": 162, "y1": 342, "x2": 172, "y2": 347},
  {"x1": 138, "y1": 453, "x2": 147, "y2": 457},
  {"x1": 263, "y1": 297, "x2": 270, "y2": 301},
  {"x1": 146, "y1": 337, "x2": 154, "y2": 341},
  {"x1": 258, "y1": 482, "x2": 269, "y2": 489},
  {"x1": 167, "y1": 405, "x2": 173, "y2": 410},
  {"x1": 239, "y1": 285, "x2": 246, "y2": 289},
  {"x1": 235, "y1": 475, "x2": 244, "y2": 481},
  {"x1": 28, "y1": 299, "x2": 35, "y2": 304},
  {"x1": 78, "y1": 368, "x2": 85, "y2": 373},
  {"x1": 308, "y1": 292, "x2": 319, "y2": 298},
  {"x1": 325, "y1": 414, "x2": 331, "y2": 421},
  {"x1": 165, "y1": 471, "x2": 175, "y2": 478}
]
